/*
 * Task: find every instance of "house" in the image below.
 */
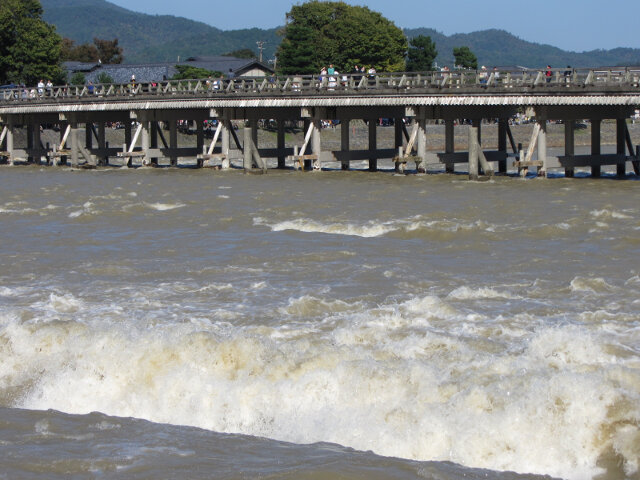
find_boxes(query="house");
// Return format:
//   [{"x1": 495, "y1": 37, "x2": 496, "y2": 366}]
[{"x1": 63, "y1": 56, "x2": 275, "y2": 84}]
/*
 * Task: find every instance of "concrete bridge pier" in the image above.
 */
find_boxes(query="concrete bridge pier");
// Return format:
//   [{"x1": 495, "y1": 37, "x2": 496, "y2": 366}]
[
  {"x1": 498, "y1": 119, "x2": 508, "y2": 174},
  {"x1": 564, "y1": 120, "x2": 575, "y2": 178},
  {"x1": 98, "y1": 122, "x2": 108, "y2": 166},
  {"x1": 149, "y1": 121, "x2": 159, "y2": 166},
  {"x1": 277, "y1": 120, "x2": 286, "y2": 169},
  {"x1": 243, "y1": 119, "x2": 254, "y2": 171},
  {"x1": 311, "y1": 117, "x2": 322, "y2": 170},
  {"x1": 27, "y1": 124, "x2": 35, "y2": 164},
  {"x1": 141, "y1": 119, "x2": 150, "y2": 166},
  {"x1": 537, "y1": 117, "x2": 548, "y2": 176},
  {"x1": 70, "y1": 123, "x2": 80, "y2": 167},
  {"x1": 617, "y1": 119, "x2": 626, "y2": 177},
  {"x1": 468, "y1": 124, "x2": 479, "y2": 180},
  {"x1": 124, "y1": 122, "x2": 132, "y2": 167},
  {"x1": 169, "y1": 121, "x2": 178, "y2": 167},
  {"x1": 341, "y1": 120, "x2": 350, "y2": 170},
  {"x1": 221, "y1": 119, "x2": 231, "y2": 169},
  {"x1": 6, "y1": 121, "x2": 15, "y2": 165},
  {"x1": 445, "y1": 119, "x2": 455, "y2": 173},
  {"x1": 368, "y1": 117, "x2": 377, "y2": 172},
  {"x1": 416, "y1": 117, "x2": 427, "y2": 173},
  {"x1": 591, "y1": 118, "x2": 601, "y2": 178}
]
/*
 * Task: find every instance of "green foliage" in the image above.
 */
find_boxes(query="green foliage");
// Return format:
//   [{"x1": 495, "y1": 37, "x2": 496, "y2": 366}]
[
  {"x1": 276, "y1": 1, "x2": 407, "y2": 74},
  {"x1": 171, "y1": 65, "x2": 223, "y2": 80},
  {"x1": 96, "y1": 72, "x2": 114, "y2": 84},
  {"x1": 0, "y1": 0, "x2": 64, "y2": 85},
  {"x1": 223, "y1": 49, "x2": 257, "y2": 59},
  {"x1": 453, "y1": 46, "x2": 477, "y2": 70},
  {"x1": 61, "y1": 37, "x2": 123, "y2": 64},
  {"x1": 70, "y1": 72, "x2": 86, "y2": 85},
  {"x1": 406, "y1": 35, "x2": 437, "y2": 72}
]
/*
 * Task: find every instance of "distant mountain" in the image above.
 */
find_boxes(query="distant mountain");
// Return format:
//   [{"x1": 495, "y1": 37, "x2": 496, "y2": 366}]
[
  {"x1": 41, "y1": 0, "x2": 640, "y2": 68},
  {"x1": 41, "y1": 0, "x2": 280, "y2": 64},
  {"x1": 405, "y1": 28, "x2": 640, "y2": 68}
]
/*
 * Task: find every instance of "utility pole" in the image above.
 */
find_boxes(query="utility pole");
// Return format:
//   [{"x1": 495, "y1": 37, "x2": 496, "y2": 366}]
[{"x1": 256, "y1": 41, "x2": 266, "y2": 63}]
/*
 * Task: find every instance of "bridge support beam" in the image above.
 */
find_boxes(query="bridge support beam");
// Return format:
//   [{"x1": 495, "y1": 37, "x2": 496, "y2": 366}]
[
  {"x1": 277, "y1": 120, "x2": 286, "y2": 169},
  {"x1": 468, "y1": 124, "x2": 479, "y2": 181},
  {"x1": 416, "y1": 117, "x2": 427, "y2": 173},
  {"x1": 564, "y1": 120, "x2": 575, "y2": 178},
  {"x1": 368, "y1": 118, "x2": 377, "y2": 172},
  {"x1": 617, "y1": 118, "x2": 626, "y2": 177},
  {"x1": 221, "y1": 120, "x2": 231, "y2": 169},
  {"x1": 445, "y1": 119, "x2": 455, "y2": 173},
  {"x1": 6, "y1": 122, "x2": 15, "y2": 165},
  {"x1": 244, "y1": 121, "x2": 253, "y2": 171},
  {"x1": 341, "y1": 120, "x2": 350, "y2": 170},
  {"x1": 70, "y1": 123, "x2": 80, "y2": 167},
  {"x1": 537, "y1": 117, "x2": 547, "y2": 176},
  {"x1": 498, "y1": 119, "x2": 508, "y2": 173},
  {"x1": 98, "y1": 122, "x2": 108, "y2": 166},
  {"x1": 141, "y1": 120, "x2": 150, "y2": 166},
  {"x1": 27, "y1": 124, "x2": 34, "y2": 164},
  {"x1": 32, "y1": 122, "x2": 42, "y2": 165},
  {"x1": 150, "y1": 121, "x2": 159, "y2": 166},
  {"x1": 124, "y1": 122, "x2": 132, "y2": 167},
  {"x1": 169, "y1": 121, "x2": 178, "y2": 167},
  {"x1": 591, "y1": 119, "x2": 601, "y2": 178},
  {"x1": 311, "y1": 117, "x2": 322, "y2": 170}
]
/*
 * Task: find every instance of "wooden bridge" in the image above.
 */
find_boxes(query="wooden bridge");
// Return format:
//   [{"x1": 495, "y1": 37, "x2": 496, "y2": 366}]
[{"x1": 1, "y1": 68, "x2": 639, "y2": 178}]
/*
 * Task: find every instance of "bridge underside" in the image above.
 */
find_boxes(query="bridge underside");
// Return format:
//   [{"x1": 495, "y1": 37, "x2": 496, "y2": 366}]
[{"x1": 1, "y1": 95, "x2": 639, "y2": 178}]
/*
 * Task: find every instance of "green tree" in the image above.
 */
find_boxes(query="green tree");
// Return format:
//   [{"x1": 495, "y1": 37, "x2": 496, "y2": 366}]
[
  {"x1": 0, "y1": 0, "x2": 63, "y2": 85},
  {"x1": 70, "y1": 72, "x2": 86, "y2": 85},
  {"x1": 453, "y1": 46, "x2": 478, "y2": 70},
  {"x1": 276, "y1": 1, "x2": 407, "y2": 74},
  {"x1": 406, "y1": 35, "x2": 438, "y2": 72},
  {"x1": 223, "y1": 49, "x2": 257, "y2": 59},
  {"x1": 96, "y1": 72, "x2": 114, "y2": 84},
  {"x1": 94, "y1": 38, "x2": 123, "y2": 64},
  {"x1": 171, "y1": 65, "x2": 222, "y2": 80}
]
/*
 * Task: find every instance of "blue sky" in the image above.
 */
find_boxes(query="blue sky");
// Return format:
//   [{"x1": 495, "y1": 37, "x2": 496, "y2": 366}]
[{"x1": 107, "y1": 0, "x2": 638, "y2": 53}]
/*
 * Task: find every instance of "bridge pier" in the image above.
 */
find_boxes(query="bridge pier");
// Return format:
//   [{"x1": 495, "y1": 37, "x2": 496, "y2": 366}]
[
  {"x1": 169, "y1": 121, "x2": 178, "y2": 166},
  {"x1": 341, "y1": 120, "x2": 350, "y2": 170},
  {"x1": 468, "y1": 124, "x2": 479, "y2": 180},
  {"x1": 368, "y1": 118, "x2": 377, "y2": 172},
  {"x1": 617, "y1": 119, "x2": 626, "y2": 177},
  {"x1": 222, "y1": 120, "x2": 231, "y2": 169},
  {"x1": 149, "y1": 121, "x2": 159, "y2": 166},
  {"x1": 445, "y1": 119, "x2": 455, "y2": 173},
  {"x1": 311, "y1": 117, "x2": 322, "y2": 170},
  {"x1": 564, "y1": 120, "x2": 575, "y2": 178},
  {"x1": 6, "y1": 121, "x2": 15, "y2": 165},
  {"x1": 537, "y1": 117, "x2": 547, "y2": 176},
  {"x1": 592, "y1": 119, "x2": 601, "y2": 177},
  {"x1": 277, "y1": 121, "x2": 286, "y2": 169},
  {"x1": 416, "y1": 117, "x2": 427, "y2": 173}
]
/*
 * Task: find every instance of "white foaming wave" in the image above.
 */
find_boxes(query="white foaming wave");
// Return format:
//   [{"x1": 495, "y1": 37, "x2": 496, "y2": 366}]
[
  {"x1": 0, "y1": 207, "x2": 37, "y2": 214},
  {"x1": 570, "y1": 276, "x2": 615, "y2": 293},
  {"x1": 145, "y1": 202, "x2": 186, "y2": 211},
  {"x1": 254, "y1": 217, "x2": 396, "y2": 238},
  {"x1": 447, "y1": 286, "x2": 521, "y2": 300},
  {"x1": 280, "y1": 295, "x2": 361, "y2": 318},
  {"x1": 591, "y1": 208, "x2": 633, "y2": 220},
  {"x1": 2, "y1": 295, "x2": 639, "y2": 480},
  {"x1": 194, "y1": 283, "x2": 234, "y2": 293},
  {"x1": 47, "y1": 293, "x2": 84, "y2": 314},
  {"x1": 217, "y1": 195, "x2": 229, "y2": 199}
]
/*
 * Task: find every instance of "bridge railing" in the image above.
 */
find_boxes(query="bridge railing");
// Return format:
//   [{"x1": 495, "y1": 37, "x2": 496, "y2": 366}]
[{"x1": 1, "y1": 67, "x2": 639, "y2": 103}]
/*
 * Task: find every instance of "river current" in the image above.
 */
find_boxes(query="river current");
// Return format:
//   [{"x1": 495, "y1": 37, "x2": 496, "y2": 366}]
[{"x1": 0, "y1": 164, "x2": 638, "y2": 479}]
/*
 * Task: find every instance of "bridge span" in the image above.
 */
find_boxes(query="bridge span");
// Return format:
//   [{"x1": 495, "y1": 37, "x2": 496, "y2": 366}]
[{"x1": 1, "y1": 68, "x2": 639, "y2": 178}]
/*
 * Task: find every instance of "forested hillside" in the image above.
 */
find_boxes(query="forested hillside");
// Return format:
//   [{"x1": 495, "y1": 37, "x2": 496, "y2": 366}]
[{"x1": 42, "y1": 0, "x2": 640, "y2": 68}]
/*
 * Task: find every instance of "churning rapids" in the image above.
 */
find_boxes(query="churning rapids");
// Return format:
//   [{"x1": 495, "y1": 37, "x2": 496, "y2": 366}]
[{"x1": 0, "y1": 165, "x2": 638, "y2": 479}]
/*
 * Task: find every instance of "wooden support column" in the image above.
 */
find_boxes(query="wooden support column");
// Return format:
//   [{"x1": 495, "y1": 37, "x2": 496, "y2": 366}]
[
  {"x1": 169, "y1": 121, "x2": 178, "y2": 166},
  {"x1": 27, "y1": 124, "x2": 34, "y2": 163},
  {"x1": 416, "y1": 117, "x2": 427, "y2": 173},
  {"x1": 98, "y1": 122, "x2": 107, "y2": 166},
  {"x1": 32, "y1": 123, "x2": 42, "y2": 165},
  {"x1": 141, "y1": 120, "x2": 150, "y2": 166},
  {"x1": 150, "y1": 121, "x2": 159, "y2": 166},
  {"x1": 468, "y1": 124, "x2": 479, "y2": 180},
  {"x1": 196, "y1": 120, "x2": 204, "y2": 166},
  {"x1": 277, "y1": 120, "x2": 286, "y2": 169},
  {"x1": 591, "y1": 118, "x2": 601, "y2": 178},
  {"x1": 537, "y1": 118, "x2": 547, "y2": 177},
  {"x1": 221, "y1": 120, "x2": 231, "y2": 169},
  {"x1": 311, "y1": 118, "x2": 322, "y2": 170},
  {"x1": 70, "y1": 123, "x2": 79, "y2": 167},
  {"x1": 616, "y1": 118, "x2": 626, "y2": 177},
  {"x1": 243, "y1": 121, "x2": 253, "y2": 171},
  {"x1": 564, "y1": 120, "x2": 575, "y2": 178},
  {"x1": 368, "y1": 118, "x2": 377, "y2": 172},
  {"x1": 341, "y1": 120, "x2": 350, "y2": 170},
  {"x1": 445, "y1": 119, "x2": 455, "y2": 173},
  {"x1": 7, "y1": 122, "x2": 15, "y2": 165},
  {"x1": 497, "y1": 118, "x2": 507, "y2": 173}
]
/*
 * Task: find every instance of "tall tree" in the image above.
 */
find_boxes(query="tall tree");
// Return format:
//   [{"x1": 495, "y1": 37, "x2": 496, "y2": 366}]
[
  {"x1": 406, "y1": 35, "x2": 438, "y2": 72},
  {"x1": 276, "y1": 1, "x2": 407, "y2": 74},
  {"x1": 0, "y1": 0, "x2": 63, "y2": 85},
  {"x1": 94, "y1": 38, "x2": 123, "y2": 64},
  {"x1": 61, "y1": 38, "x2": 123, "y2": 64},
  {"x1": 453, "y1": 46, "x2": 478, "y2": 70}
]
